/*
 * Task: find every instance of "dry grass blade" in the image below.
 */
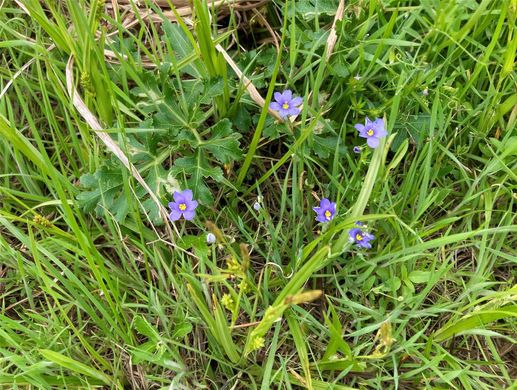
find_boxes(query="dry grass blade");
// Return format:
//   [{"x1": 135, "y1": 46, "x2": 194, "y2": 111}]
[
  {"x1": 215, "y1": 44, "x2": 282, "y2": 121},
  {"x1": 65, "y1": 56, "x2": 175, "y2": 238},
  {"x1": 325, "y1": 0, "x2": 345, "y2": 60}
]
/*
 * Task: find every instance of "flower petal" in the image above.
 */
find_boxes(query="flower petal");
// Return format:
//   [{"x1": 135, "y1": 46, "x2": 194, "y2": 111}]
[
  {"x1": 282, "y1": 89, "x2": 292, "y2": 101},
  {"x1": 183, "y1": 210, "x2": 196, "y2": 220},
  {"x1": 372, "y1": 118, "x2": 387, "y2": 136},
  {"x1": 364, "y1": 232, "x2": 375, "y2": 241},
  {"x1": 173, "y1": 191, "x2": 185, "y2": 203},
  {"x1": 279, "y1": 109, "x2": 290, "y2": 119},
  {"x1": 316, "y1": 214, "x2": 328, "y2": 222},
  {"x1": 186, "y1": 200, "x2": 199, "y2": 211},
  {"x1": 354, "y1": 123, "x2": 365, "y2": 132},
  {"x1": 360, "y1": 241, "x2": 372, "y2": 249},
  {"x1": 291, "y1": 97, "x2": 303, "y2": 106},
  {"x1": 274, "y1": 92, "x2": 283, "y2": 102},
  {"x1": 287, "y1": 107, "x2": 301, "y2": 116},
  {"x1": 320, "y1": 198, "x2": 331, "y2": 208},
  {"x1": 270, "y1": 102, "x2": 281, "y2": 111},
  {"x1": 169, "y1": 209, "x2": 182, "y2": 221},
  {"x1": 367, "y1": 137, "x2": 380, "y2": 148},
  {"x1": 182, "y1": 189, "x2": 193, "y2": 202}
]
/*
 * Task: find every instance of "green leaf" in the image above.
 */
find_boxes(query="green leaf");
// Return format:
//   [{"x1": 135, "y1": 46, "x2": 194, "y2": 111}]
[
  {"x1": 408, "y1": 270, "x2": 433, "y2": 284},
  {"x1": 201, "y1": 119, "x2": 242, "y2": 164},
  {"x1": 76, "y1": 162, "x2": 129, "y2": 222},
  {"x1": 162, "y1": 20, "x2": 202, "y2": 77},
  {"x1": 171, "y1": 151, "x2": 224, "y2": 203},
  {"x1": 133, "y1": 316, "x2": 159, "y2": 341},
  {"x1": 39, "y1": 350, "x2": 111, "y2": 385},
  {"x1": 294, "y1": 0, "x2": 339, "y2": 18},
  {"x1": 312, "y1": 135, "x2": 346, "y2": 159},
  {"x1": 200, "y1": 77, "x2": 225, "y2": 104},
  {"x1": 433, "y1": 305, "x2": 517, "y2": 342},
  {"x1": 77, "y1": 158, "x2": 166, "y2": 225},
  {"x1": 172, "y1": 322, "x2": 193, "y2": 339}
]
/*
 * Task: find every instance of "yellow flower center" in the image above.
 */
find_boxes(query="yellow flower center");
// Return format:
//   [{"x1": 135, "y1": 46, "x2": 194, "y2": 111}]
[
  {"x1": 324, "y1": 210, "x2": 332, "y2": 219},
  {"x1": 367, "y1": 129, "x2": 374, "y2": 136},
  {"x1": 355, "y1": 233, "x2": 363, "y2": 241},
  {"x1": 282, "y1": 102, "x2": 290, "y2": 109},
  {"x1": 179, "y1": 203, "x2": 187, "y2": 211}
]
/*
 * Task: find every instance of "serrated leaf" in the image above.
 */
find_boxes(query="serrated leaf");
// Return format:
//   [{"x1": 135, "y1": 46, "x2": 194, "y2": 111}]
[
  {"x1": 133, "y1": 316, "x2": 160, "y2": 341},
  {"x1": 162, "y1": 21, "x2": 202, "y2": 77},
  {"x1": 295, "y1": 0, "x2": 339, "y2": 17},
  {"x1": 171, "y1": 151, "x2": 224, "y2": 203},
  {"x1": 201, "y1": 119, "x2": 242, "y2": 164},
  {"x1": 233, "y1": 105, "x2": 252, "y2": 132},
  {"x1": 200, "y1": 77, "x2": 225, "y2": 104},
  {"x1": 172, "y1": 322, "x2": 193, "y2": 339},
  {"x1": 77, "y1": 158, "x2": 167, "y2": 225},
  {"x1": 312, "y1": 135, "x2": 346, "y2": 159},
  {"x1": 262, "y1": 115, "x2": 284, "y2": 139}
]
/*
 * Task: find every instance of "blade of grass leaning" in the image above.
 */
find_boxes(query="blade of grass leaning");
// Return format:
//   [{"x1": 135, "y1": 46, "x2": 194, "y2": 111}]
[
  {"x1": 39, "y1": 349, "x2": 113, "y2": 385},
  {"x1": 286, "y1": 310, "x2": 313, "y2": 390}
]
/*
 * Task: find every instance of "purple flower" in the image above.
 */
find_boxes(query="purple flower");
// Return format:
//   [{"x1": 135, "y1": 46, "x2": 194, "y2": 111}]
[
  {"x1": 313, "y1": 198, "x2": 336, "y2": 223},
  {"x1": 269, "y1": 90, "x2": 303, "y2": 119},
  {"x1": 353, "y1": 146, "x2": 361, "y2": 154},
  {"x1": 168, "y1": 189, "x2": 198, "y2": 221},
  {"x1": 348, "y1": 228, "x2": 375, "y2": 249},
  {"x1": 354, "y1": 117, "x2": 388, "y2": 149}
]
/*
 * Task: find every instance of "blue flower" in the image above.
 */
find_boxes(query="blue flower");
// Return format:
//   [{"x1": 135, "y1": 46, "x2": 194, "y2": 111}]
[
  {"x1": 269, "y1": 90, "x2": 303, "y2": 119},
  {"x1": 353, "y1": 146, "x2": 361, "y2": 154},
  {"x1": 354, "y1": 117, "x2": 388, "y2": 149},
  {"x1": 168, "y1": 189, "x2": 198, "y2": 221},
  {"x1": 313, "y1": 198, "x2": 336, "y2": 223},
  {"x1": 348, "y1": 227, "x2": 375, "y2": 249}
]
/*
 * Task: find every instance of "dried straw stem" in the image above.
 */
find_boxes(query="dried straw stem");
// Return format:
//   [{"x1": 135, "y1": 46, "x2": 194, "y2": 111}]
[{"x1": 65, "y1": 56, "x2": 175, "y2": 238}]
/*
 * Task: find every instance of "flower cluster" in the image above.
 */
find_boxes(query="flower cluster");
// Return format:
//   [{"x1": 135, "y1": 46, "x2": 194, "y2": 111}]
[{"x1": 167, "y1": 100, "x2": 385, "y2": 252}]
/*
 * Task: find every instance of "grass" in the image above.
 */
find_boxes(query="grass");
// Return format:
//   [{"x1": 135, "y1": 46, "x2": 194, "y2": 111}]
[{"x1": 1, "y1": 0, "x2": 516, "y2": 388}]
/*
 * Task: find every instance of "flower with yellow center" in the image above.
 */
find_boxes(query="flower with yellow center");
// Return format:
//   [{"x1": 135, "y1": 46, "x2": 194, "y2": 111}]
[
  {"x1": 354, "y1": 116, "x2": 388, "y2": 149},
  {"x1": 313, "y1": 198, "x2": 336, "y2": 223},
  {"x1": 349, "y1": 227, "x2": 375, "y2": 249},
  {"x1": 269, "y1": 89, "x2": 303, "y2": 119},
  {"x1": 168, "y1": 189, "x2": 199, "y2": 221}
]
